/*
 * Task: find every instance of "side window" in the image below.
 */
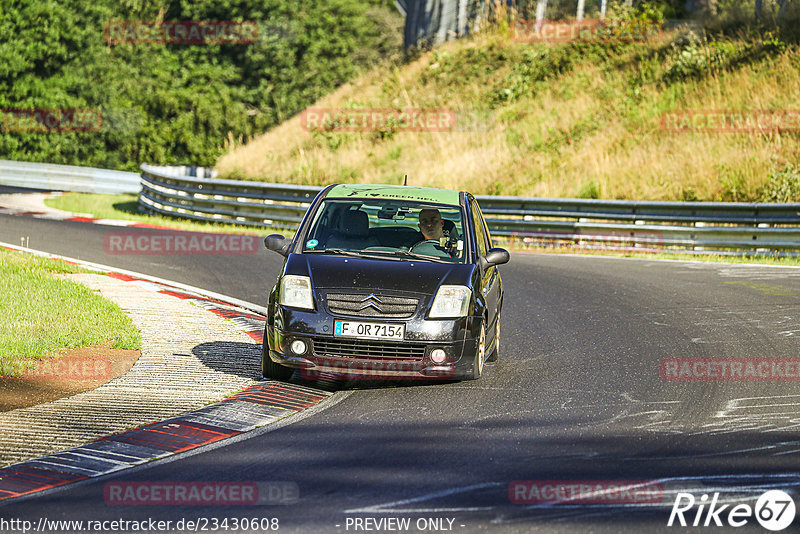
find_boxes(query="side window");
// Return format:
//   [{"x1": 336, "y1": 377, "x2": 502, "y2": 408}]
[
  {"x1": 470, "y1": 199, "x2": 488, "y2": 257},
  {"x1": 481, "y1": 212, "x2": 493, "y2": 250}
]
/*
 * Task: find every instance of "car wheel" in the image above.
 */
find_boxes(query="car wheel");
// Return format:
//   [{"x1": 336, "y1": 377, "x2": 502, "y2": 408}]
[
  {"x1": 470, "y1": 322, "x2": 486, "y2": 380},
  {"x1": 261, "y1": 330, "x2": 293, "y2": 381},
  {"x1": 486, "y1": 313, "x2": 500, "y2": 362}
]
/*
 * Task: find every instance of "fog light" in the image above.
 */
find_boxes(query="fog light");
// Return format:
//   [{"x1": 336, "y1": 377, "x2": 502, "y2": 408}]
[
  {"x1": 430, "y1": 349, "x2": 446, "y2": 363},
  {"x1": 290, "y1": 340, "x2": 307, "y2": 355}
]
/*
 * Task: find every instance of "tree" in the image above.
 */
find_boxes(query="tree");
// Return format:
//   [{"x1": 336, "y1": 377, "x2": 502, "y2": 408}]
[
  {"x1": 685, "y1": 0, "x2": 717, "y2": 16},
  {"x1": 535, "y1": 0, "x2": 547, "y2": 26}
]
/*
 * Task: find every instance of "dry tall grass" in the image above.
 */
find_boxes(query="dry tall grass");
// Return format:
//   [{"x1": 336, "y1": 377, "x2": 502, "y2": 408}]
[{"x1": 216, "y1": 27, "x2": 800, "y2": 201}]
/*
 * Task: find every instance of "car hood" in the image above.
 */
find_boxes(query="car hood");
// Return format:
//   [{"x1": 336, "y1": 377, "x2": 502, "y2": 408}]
[{"x1": 284, "y1": 253, "x2": 475, "y2": 294}]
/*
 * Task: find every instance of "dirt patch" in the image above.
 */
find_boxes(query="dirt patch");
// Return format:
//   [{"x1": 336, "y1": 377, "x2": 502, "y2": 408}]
[{"x1": 0, "y1": 345, "x2": 140, "y2": 412}]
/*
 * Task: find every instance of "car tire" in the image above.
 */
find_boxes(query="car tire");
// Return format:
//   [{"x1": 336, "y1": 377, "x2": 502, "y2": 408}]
[
  {"x1": 469, "y1": 322, "x2": 486, "y2": 380},
  {"x1": 261, "y1": 330, "x2": 294, "y2": 381},
  {"x1": 486, "y1": 314, "x2": 500, "y2": 362}
]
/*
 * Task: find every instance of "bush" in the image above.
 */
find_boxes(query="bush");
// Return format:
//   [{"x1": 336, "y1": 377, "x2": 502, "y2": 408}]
[
  {"x1": 493, "y1": 45, "x2": 573, "y2": 104},
  {"x1": 759, "y1": 164, "x2": 800, "y2": 202}
]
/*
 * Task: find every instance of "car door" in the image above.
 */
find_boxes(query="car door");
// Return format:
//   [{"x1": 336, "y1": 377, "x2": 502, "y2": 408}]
[{"x1": 469, "y1": 197, "x2": 500, "y2": 334}]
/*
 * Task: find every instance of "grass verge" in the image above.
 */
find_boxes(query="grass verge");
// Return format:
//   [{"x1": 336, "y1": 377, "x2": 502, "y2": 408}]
[
  {"x1": 0, "y1": 249, "x2": 141, "y2": 377},
  {"x1": 497, "y1": 240, "x2": 800, "y2": 267}
]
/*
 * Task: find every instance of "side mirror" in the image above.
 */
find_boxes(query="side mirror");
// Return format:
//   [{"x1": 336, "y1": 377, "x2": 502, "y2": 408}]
[
  {"x1": 264, "y1": 234, "x2": 291, "y2": 257},
  {"x1": 483, "y1": 247, "x2": 510, "y2": 268}
]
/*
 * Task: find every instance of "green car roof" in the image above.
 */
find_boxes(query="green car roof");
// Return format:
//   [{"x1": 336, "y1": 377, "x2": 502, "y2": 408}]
[{"x1": 326, "y1": 184, "x2": 461, "y2": 205}]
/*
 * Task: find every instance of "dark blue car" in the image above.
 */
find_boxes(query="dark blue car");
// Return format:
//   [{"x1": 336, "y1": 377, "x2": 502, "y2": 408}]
[{"x1": 262, "y1": 184, "x2": 508, "y2": 381}]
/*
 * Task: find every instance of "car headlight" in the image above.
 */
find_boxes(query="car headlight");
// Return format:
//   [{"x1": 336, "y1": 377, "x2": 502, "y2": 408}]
[
  {"x1": 279, "y1": 275, "x2": 314, "y2": 310},
  {"x1": 429, "y1": 285, "x2": 471, "y2": 318}
]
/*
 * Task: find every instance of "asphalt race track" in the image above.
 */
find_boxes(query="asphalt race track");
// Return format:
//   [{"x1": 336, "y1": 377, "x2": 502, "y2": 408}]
[{"x1": 1, "y1": 212, "x2": 799, "y2": 533}]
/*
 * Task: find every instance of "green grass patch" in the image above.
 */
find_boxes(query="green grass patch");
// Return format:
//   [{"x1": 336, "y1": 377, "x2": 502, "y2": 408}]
[
  {"x1": 44, "y1": 193, "x2": 275, "y2": 235},
  {"x1": 0, "y1": 250, "x2": 141, "y2": 377},
  {"x1": 496, "y1": 240, "x2": 800, "y2": 267},
  {"x1": 617, "y1": 251, "x2": 800, "y2": 267}
]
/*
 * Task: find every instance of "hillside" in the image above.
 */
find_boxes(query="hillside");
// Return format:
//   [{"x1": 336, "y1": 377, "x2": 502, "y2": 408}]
[{"x1": 216, "y1": 8, "x2": 800, "y2": 202}]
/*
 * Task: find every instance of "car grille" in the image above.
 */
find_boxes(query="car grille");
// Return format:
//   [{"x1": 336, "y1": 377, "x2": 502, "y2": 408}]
[
  {"x1": 312, "y1": 337, "x2": 426, "y2": 361},
  {"x1": 326, "y1": 293, "x2": 418, "y2": 318}
]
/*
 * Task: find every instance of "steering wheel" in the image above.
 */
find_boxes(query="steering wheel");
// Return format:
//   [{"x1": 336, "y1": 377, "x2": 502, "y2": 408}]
[
  {"x1": 410, "y1": 239, "x2": 440, "y2": 250},
  {"x1": 410, "y1": 239, "x2": 450, "y2": 257}
]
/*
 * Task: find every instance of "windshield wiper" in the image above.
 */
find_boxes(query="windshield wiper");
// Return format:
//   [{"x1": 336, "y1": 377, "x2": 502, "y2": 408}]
[
  {"x1": 304, "y1": 248, "x2": 366, "y2": 258},
  {"x1": 305, "y1": 248, "x2": 450, "y2": 263},
  {"x1": 390, "y1": 249, "x2": 451, "y2": 263}
]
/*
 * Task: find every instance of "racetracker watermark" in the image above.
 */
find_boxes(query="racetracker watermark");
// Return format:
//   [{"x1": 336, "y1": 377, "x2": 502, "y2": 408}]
[
  {"x1": 104, "y1": 20, "x2": 258, "y2": 45},
  {"x1": 660, "y1": 110, "x2": 800, "y2": 133},
  {"x1": 300, "y1": 357, "x2": 457, "y2": 382},
  {"x1": 104, "y1": 232, "x2": 260, "y2": 255},
  {"x1": 512, "y1": 19, "x2": 665, "y2": 43},
  {"x1": 661, "y1": 358, "x2": 800, "y2": 381},
  {"x1": 103, "y1": 481, "x2": 298, "y2": 506},
  {"x1": 503, "y1": 230, "x2": 664, "y2": 253},
  {"x1": 0, "y1": 109, "x2": 103, "y2": 132},
  {"x1": 300, "y1": 108, "x2": 457, "y2": 133},
  {"x1": 1, "y1": 356, "x2": 112, "y2": 381},
  {"x1": 510, "y1": 480, "x2": 664, "y2": 504}
]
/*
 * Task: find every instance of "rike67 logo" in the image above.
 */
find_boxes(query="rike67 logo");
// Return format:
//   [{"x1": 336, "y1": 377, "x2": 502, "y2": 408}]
[{"x1": 668, "y1": 490, "x2": 796, "y2": 531}]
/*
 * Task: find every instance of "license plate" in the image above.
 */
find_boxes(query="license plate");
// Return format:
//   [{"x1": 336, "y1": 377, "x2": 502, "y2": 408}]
[{"x1": 334, "y1": 320, "x2": 404, "y2": 340}]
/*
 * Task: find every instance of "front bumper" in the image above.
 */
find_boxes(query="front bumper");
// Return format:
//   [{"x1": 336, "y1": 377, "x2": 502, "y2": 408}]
[{"x1": 267, "y1": 306, "x2": 481, "y2": 380}]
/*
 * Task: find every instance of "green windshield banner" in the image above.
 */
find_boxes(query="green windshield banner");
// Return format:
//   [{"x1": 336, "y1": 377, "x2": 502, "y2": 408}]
[{"x1": 327, "y1": 184, "x2": 460, "y2": 205}]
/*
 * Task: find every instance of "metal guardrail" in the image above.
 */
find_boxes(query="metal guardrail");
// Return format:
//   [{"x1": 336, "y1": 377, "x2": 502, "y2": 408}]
[
  {"x1": 2, "y1": 159, "x2": 795, "y2": 255},
  {"x1": 140, "y1": 164, "x2": 320, "y2": 229},
  {"x1": 0, "y1": 160, "x2": 140, "y2": 194},
  {"x1": 140, "y1": 164, "x2": 800, "y2": 256}
]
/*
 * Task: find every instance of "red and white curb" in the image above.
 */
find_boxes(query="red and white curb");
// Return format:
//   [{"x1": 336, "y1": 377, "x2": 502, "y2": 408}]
[
  {"x1": 102, "y1": 272, "x2": 267, "y2": 343},
  {"x1": 0, "y1": 206, "x2": 172, "y2": 230},
  {"x1": 0, "y1": 243, "x2": 331, "y2": 502}
]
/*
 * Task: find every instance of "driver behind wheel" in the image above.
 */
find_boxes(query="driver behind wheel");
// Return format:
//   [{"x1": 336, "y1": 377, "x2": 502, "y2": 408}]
[
  {"x1": 415, "y1": 208, "x2": 459, "y2": 257},
  {"x1": 418, "y1": 208, "x2": 445, "y2": 241}
]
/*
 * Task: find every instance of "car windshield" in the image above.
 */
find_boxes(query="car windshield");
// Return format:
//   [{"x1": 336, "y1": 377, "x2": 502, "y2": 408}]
[{"x1": 302, "y1": 198, "x2": 467, "y2": 263}]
